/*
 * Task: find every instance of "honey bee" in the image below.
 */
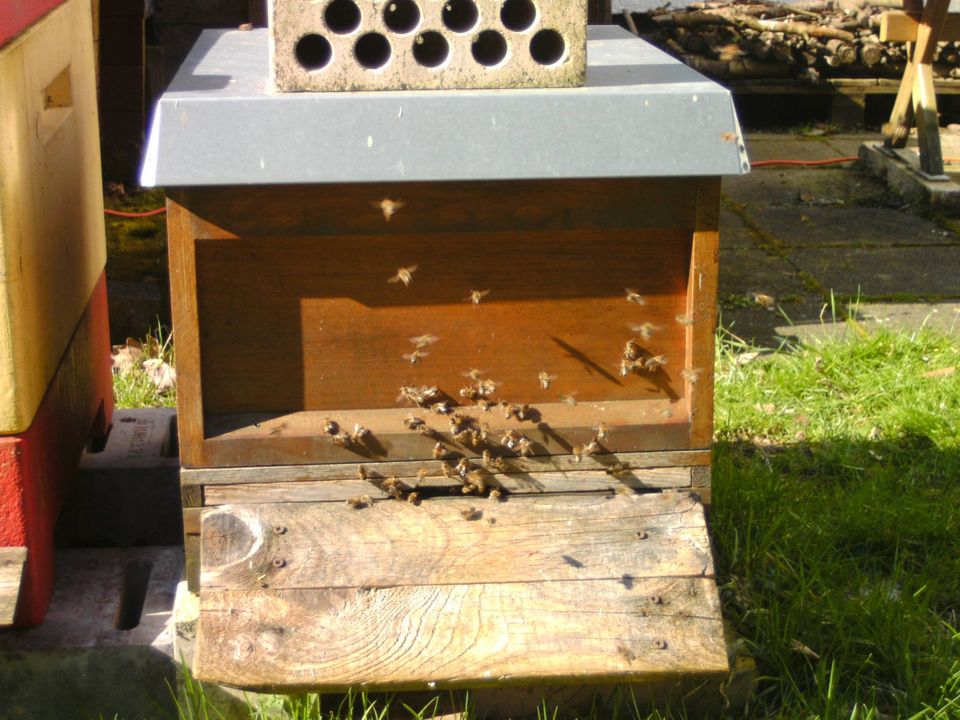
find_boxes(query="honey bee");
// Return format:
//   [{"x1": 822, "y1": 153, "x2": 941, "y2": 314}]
[
  {"x1": 500, "y1": 429, "x2": 522, "y2": 449},
  {"x1": 323, "y1": 418, "x2": 339, "y2": 435},
  {"x1": 489, "y1": 488, "x2": 503, "y2": 501},
  {"x1": 402, "y1": 350, "x2": 428, "y2": 365},
  {"x1": 538, "y1": 371, "x2": 557, "y2": 390},
  {"x1": 605, "y1": 462, "x2": 632, "y2": 477},
  {"x1": 681, "y1": 368, "x2": 703, "y2": 384},
  {"x1": 643, "y1": 355, "x2": 667, "y2": 372},
  {"x1": 455, "y1": 457, "x2": 470, "y2": 478},
  {"x1": 459, "y1": 385, "x2": 480, "y2": 400},
  {"x1": 432, "y1": 442, "x2": 445, "y2": 459},
  {"x1": 357, "y1": 465, "x2": 369, "y2": 481},
  {"x1": 501, "y1": 402, "x2": 516, "y2": 420},
  {"x1": 460, "y1": 506, "x2": 482, "y2": 521},
  {"x1": 372, "y1": 198, "x2": 404, "y2": 221},
  {"x1": 594, "y1": 422, "x2": 609, "y2": 441},
  {"x1": 477, "y1": 398, "x2": 494, "y2": 412},
  {"x1": 659, "y1": 407, "x2": 674, "y2": 418},
  {"x1": 623, "y1": 339, "x2": 642, "y2": 362},
  {"x1": 416, "y1": 467, "x2": 429, "y2": 483},
  {"x1": 515, "y1": 404, "x2": 533, "y2": 421},
  {"x1": 431, "y1": 401, "x2": 451, "y2": 415},
  {"x1": 464, "y1": 289, "x2": 490, "y2": 305},
  {"x1": 625, "y1": 289, "x2": 646, "y2": 305},
  {"x1": 463, "y1": 470, "x2": 487, "y2": 494},
  {"x1": 382, "y1": 476, "x2": 406, "y2": 499},
  {"x1": 482, "y1": 449, "x2": 506, "y2": 472},
  {"x1": 418, "y1": 424, "x2": 440, "y2": 439},
  {"x1": 572, "y1": 445, "x2": 584, "y2": 463},
  {"x1": 675, "y1": 313, "x2": 694, "y2": 326},
  {"x1": 350, "y1": 423, "x2": 371, "y2": 443},
  {"x1": 403, "y1": 415, "x2": 425, "y2": 430},
  {"x1": 560, "y1": 392, "x2": 578, "y2": 406},
  {"x1": 461, "y1": 368, "x2": 484, "y2": 381},
  {"x1": 628, "y1": 322, "x2": 661, "y2": 340},
  {"x1": 406, "y1": 491, "x2": 421, "y2": 505},
  {"x1": 388, "y1": 265, "x2": 418, "y2": 286},
  {"x1": 619, "y1": 359, "x2": 635, "y2": 377},
  {"x1": 515, "y1": 436, "x2": 534, "y2": 456},
  {"x1": 440, "y1": 460, "x2": 457, "y2": 478},
  {"x1": 332, "y1": 431, "x2": 352, "y2": 448},
  {"x1": 409, "y1": 334, "x2": 439, "y2": 349},
  {"x1": 346, "y1": 495, "x2": 372, "y2": 509},
  {"x1": 477, "y1": 379, "x2": 497, "y2": 397},
  {"x1": 398, "y1": 385, "x2": 425, "y2": 406},
  {"x1": 478, "y1": 422, "x2": 490, "y2": 442}
]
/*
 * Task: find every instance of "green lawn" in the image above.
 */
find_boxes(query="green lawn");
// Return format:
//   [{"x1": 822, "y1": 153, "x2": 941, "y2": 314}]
[{"x1": 127, "y1": 324, "x2": 960, "y2": 720}]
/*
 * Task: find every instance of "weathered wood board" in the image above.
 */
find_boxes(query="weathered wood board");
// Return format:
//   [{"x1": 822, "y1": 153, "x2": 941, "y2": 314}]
[
  {"x1": 195, "y1": 491, "x2": 727, "y2": 691},
  {"x1": 0, "y1": 547, "x2": 27, "y2": 626},
  {"x1": 0, "y1": 0, "x2": 106, "y2": 433}
]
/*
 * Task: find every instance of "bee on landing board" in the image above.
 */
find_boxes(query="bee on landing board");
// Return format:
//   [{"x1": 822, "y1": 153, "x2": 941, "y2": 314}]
[
  {"x1": 387, "y1": 265, "x2": 418, "y2": 286},
  {"x1": 538, "y1": 371, "x2": 557, "y2": 390},
  {"x1": 346, "y1": 495, "x2": 373, "y2": 509}
]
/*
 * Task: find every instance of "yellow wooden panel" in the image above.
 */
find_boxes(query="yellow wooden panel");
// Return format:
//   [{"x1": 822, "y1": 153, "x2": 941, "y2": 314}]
[
  {"x1": 0, "y1": 0, "x2": 106, "y2": 433},
  {"x1": 880, "y1": 11, "x2": 960, "y2": 42}
]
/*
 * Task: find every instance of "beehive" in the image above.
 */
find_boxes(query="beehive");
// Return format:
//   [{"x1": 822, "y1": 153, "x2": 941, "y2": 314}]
[
  {"x1": 0, "y1": 0, "x2": 114, "y2": 627},
  {"x1": 143, "y1": 26, "x2": 749, "y2": 697},
  {"x1": 269, "y1": 0, "x2": 587, "y2": 91}
]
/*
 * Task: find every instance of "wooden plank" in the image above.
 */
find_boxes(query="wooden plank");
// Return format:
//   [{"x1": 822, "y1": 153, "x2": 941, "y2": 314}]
[
  {"x1": 880, "y1": 11, "x2": 960, "y2": 42},
  {"x1": 688, "y1": 180, "x2": 720, "y2": 448},
  {"x1": 201, "y1": 468, "x2": 694, "y2": 506},
  {"x1": 166, "y1": 198, "x2": 206, "y2": 468},
  {"x1": 196, "y1": 401, "x2": 692, "y2": 468},
  {"x1": 196, "y1": 577, "x2": 727, "y2": 691},
  {"x1": 0, "y1": 547, "x2": 27, "y2": 626},
  {"x1": 914, "y1": 61, "x2": 944, "y2": 175},
  {"x1": 171, "y1": 179, "x2": 698, "y2": 241},
  {"x1": 183, "y1": 449, "x2": 711, "y2": 487},
  {"x1": 200, "y1": 492, "x2": 712, "y2": 591}
]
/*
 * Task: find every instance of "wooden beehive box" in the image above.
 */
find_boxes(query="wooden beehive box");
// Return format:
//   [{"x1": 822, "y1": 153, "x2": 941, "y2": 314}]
[{"x1": 143, "y1": 25, "x2": 749, "y2": 698}]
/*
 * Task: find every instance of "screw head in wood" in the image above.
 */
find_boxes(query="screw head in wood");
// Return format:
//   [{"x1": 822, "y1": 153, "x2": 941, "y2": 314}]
[
  {"x1": 636, "y1": 529, "x2": 648, "y2": 539},
  {"x1": 649, "y1": 594, "x2": 663, "y2": 605},
  {"x1": 273, "y1": 525, "x2": 287, "y2": 535},
  {"x1": 654, "y1": 639, "x2": 668, "y2": 650},
  {"x1": 272, "y1": 558, "x2": 287, "y2": 568}
]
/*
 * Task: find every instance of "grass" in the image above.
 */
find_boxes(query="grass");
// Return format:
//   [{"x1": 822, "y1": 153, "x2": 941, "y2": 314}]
[
  {"x1": 112, "y1": 324, "x2": 177, "y2": 409},
  {"x1": 110, "y1": 324, "x2": 960, "y2": 720}
]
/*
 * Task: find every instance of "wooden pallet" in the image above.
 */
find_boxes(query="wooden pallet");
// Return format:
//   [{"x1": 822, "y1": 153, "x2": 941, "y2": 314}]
[
  {"x1": 195, "y1": 487, "x2": 725, "y2": 692},
  {"x1": 729, "y1": 77, "x2": 960, "y2": 126}
]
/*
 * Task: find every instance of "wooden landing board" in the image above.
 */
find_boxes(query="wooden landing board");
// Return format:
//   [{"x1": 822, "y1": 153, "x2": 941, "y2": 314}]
[
  {"x1": 0, "y1": 547, "x2": 27, "y2": 626},
  {"x1": 195, "y1": 491, "x2": 727, "y2": 692}
]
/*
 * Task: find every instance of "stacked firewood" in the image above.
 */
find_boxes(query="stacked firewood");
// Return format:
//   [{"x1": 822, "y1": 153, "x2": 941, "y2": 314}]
[{"x1": 624, "y1": 0, "x2": 960, "y2": 82}]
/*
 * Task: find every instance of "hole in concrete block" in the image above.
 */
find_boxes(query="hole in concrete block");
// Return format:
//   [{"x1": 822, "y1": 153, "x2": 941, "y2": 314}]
[
  {"x1": 472, "y1": 29, "x2": 508, "y2": 66},
  {"x1": 295, "y1": 33, "x2": 333, "y2": 71},
  {"x1": 325, "y1": 0, "x2": 362, "y2": 34},
  {"x1": 413, "y1": 31, "x2": 450, "y2": 68},
  {"x1": 501, "y1": 0, "x2": 537, "y2": 32},
  {"x1": 355, "y1": 32, "x2": 392, "y2": 69},
  {"x1": 383, "y1": 0, "x2": 421, "y2": 34},
  {"x1": 442, "y1": 0, "x2": 479, "y2": 33},
  {"x1": 530, "y1": 28, "x2": 565, "y2": 65},
  {"x1": 114, "y1": 559, "x2": 153, "y2": 630}
]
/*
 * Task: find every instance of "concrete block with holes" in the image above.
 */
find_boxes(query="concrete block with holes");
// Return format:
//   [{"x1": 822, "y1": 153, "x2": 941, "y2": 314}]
[{"x1": 269, "y1": 0, "x2": 587, "y2": 91}]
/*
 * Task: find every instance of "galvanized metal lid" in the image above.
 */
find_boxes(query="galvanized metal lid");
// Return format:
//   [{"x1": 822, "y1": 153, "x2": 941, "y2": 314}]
[{"x1": 140, "y1": 26, "x2": 749, "y2": 187}]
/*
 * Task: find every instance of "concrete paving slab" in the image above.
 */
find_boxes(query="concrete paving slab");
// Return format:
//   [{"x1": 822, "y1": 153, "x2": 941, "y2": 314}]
[
  {"x1": 724, "y1": 167, "x2": 890, "y2": 209},
  {"x1": 0, "y1": 547, "x2": 182, "y2": 720},
  {"x1": 748, "y1": 206, "x2": 959, "y2": 248},
  {"x1": 765, "y1": 302, "x2": 960, "y2": 345},
  {"x1": 787, "y1": 244, "x2": 960, "y2": 299},
  {"x1": 719, "y1": 205, "x2": 757, "y2": 250},
  {"x1": 743, "y1": 133, "x2": 849, "y2": 162}
]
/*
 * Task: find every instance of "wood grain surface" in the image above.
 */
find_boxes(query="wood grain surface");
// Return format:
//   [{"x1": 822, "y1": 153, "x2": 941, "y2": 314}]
[
  {"x1": 201, "y1": 492, "x2": 712, "y2": 591},
  {"x1": 199, "y1": 468, "x2": 695, "y2": 506},
  {"x1": 0, "y1": 547, "x2": 27, "y2": 625},
  {"x1": 195, "y1": 492, "x2": 726, "y2": 689},
  {"x1": 196, "y1": 576, "x2": 727, "y2": 691}
]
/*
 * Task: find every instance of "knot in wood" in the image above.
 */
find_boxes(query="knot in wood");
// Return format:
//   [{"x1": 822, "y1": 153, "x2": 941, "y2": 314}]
[
  {"x1": 273, "y1": 525, "x2": 287, "y2": 535},
  {"x1": 636, "y1": 529, "x2": 648, "y2": 539}
]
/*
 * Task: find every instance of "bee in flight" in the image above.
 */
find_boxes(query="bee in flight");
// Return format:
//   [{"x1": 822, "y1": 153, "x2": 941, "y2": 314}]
[
  {"x1": 402, "y1": 350, "x2": 428, "y2": 365},
  {"x1": 388, "y1": 265, "x2": 418, "y2": 286},
  {"x1": 538, "y1": 371, "x2": 557, "y2": 389},
  {"x1": 409, "y1": 334, "x2": 439, "y2": 349},
  {"x1": 625, "y1": 289, "x2": 646, "y2": 305},
  {"x1": 628, "y1": 322, "x2": 661, "y2": 340},
  {"x1": 464, "y1": 289, "x2": 490, "y2": 305},
  {"x1": 372, "y1": 198, "x2": 404, "y2": 221}
]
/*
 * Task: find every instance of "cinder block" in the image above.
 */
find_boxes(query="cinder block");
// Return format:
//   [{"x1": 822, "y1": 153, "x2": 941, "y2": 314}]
[
  {"x1": 0, "y1": 0, "x2": 107, "y2": 433},
  {"x1": 269, "y1": 0, "x2": 587, "y2": 91},
  {"x1": 58, "y1": 409, "x2": 181, "y2": 549},
  {"x1": 0, "y1": 547, "x2": 182, "y2": 720}
]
